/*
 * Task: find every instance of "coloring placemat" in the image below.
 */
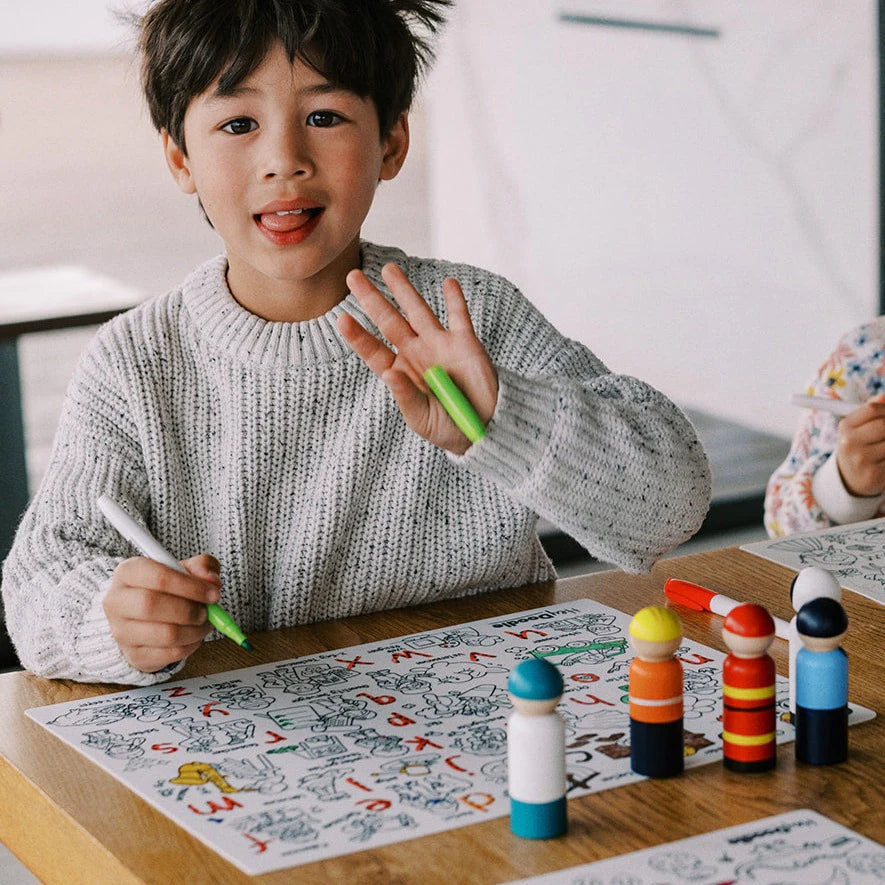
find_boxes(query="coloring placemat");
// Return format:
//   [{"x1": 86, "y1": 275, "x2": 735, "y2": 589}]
[
  {"x1": 507, "y1": 808, "x2": 885, "y2": 884},
  {"x1": 742, "y1": 518, "x2": 885, "y2": 605},
  {"x1": 27, "y1": 599, "x2": 876, "y2": 875}
]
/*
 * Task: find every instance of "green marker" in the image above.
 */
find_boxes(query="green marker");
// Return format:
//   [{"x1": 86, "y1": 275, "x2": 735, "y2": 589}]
[
  {"x1": 97, "y1": 494, "x2": 254, "y2": 652},
  {"x1": 423, "y1": 365, "x2": 486, "y2": 444},
  {"x1": 206, "y1": 605, "x2": 252, "y2": 651}
]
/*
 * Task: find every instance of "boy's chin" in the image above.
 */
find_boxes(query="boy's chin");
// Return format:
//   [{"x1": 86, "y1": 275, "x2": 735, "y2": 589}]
[{"x1": 228, "y1": 235, "x2": 362, "y2": 283}]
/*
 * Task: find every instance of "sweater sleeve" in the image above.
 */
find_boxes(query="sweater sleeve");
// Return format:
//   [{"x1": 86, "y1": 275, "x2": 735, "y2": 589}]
[
  {"x1": 1, "y1": 329, "x2": 184, "y2": 685},
  {"x1": 764, "y1": 408, "x2": 840, "y2": 538},
  {"x1": 450, "y1": 274, "x2": 712, "y2": 574}
]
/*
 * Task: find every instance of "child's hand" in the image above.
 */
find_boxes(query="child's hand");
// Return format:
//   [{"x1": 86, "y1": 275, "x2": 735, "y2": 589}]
[
  {"x1": 338, "y1": 263, "x2": 498, "y2": 454},
  {"x1": 103, "y1": 554, "x2": 221, "y2": 673},
  {"x1": 836, "y1": 394, "x2": 885, "y2": 496}
]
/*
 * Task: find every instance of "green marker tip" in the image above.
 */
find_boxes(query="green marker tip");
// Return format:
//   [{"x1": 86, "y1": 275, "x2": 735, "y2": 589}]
[{"x1": 241, "y1": 640, "x2": 254, "y2": 652}]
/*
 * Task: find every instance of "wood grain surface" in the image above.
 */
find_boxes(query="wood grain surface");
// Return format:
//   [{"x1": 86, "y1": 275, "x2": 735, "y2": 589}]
[{"x1": 0, "y1": 546, "x2": 881, "y2": 884}]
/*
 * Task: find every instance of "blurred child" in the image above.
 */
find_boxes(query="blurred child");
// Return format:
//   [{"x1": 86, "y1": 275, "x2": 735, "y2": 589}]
[{"x1": 766, "y1": 318, "x2": 885, "y2": 536}]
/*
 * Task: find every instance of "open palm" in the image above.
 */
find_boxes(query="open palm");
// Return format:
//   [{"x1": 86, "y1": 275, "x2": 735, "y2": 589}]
[{"x1": 338, "y1": 263, "x2": 498, "y2": 454}]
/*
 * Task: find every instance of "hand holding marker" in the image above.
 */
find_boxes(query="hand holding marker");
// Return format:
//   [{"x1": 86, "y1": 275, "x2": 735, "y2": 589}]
[{"x1": 97, "y1": 495, "x2": 252, "y2": 651}]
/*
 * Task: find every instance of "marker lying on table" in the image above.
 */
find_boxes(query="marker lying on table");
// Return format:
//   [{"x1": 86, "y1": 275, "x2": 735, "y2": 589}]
[
  {"x1": 790, "y1": 394, "x2": 858, "y2": 417},
  {"x1": 664, "y1": 578, "x2": 789, "y2": 641},
  {"x1": 423, "y1": 364, "x2": 486, "y2": 443},
  {"x1": 97, "y1": 494, "x2": 253, "y2": 651}
]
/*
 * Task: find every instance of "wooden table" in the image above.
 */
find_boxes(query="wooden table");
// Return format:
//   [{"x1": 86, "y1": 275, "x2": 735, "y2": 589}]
[{"x1": 0, "y1": 547, "x2": 881, "y2": 884}]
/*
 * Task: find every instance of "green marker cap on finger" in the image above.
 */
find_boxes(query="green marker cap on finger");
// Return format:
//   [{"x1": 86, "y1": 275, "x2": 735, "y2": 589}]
[{"x1": 423, "y1": 364, "x2": 486, "y2": 444}]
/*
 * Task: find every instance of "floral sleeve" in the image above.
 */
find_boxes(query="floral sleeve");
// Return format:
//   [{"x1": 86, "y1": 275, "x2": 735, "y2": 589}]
[{"x1": 764, "y1": 319, "x2": 885, "y2": 537}]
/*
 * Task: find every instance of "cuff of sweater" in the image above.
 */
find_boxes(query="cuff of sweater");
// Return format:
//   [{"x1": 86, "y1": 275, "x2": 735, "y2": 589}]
[
  {"x1": 450, "y1": 366, "x2": 553, "y2": 494},
  {"x1": 75, "y1": 584, "x2": 185, "y2": 686},
  {"x1": 811, "y1": 453, "x2": 885, "y2": 525}
]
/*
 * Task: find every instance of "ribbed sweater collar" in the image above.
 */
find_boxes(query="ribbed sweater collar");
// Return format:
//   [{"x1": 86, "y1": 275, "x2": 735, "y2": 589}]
[{"x1": 181, "y1": 241, "x2": 402, "y2": 369}]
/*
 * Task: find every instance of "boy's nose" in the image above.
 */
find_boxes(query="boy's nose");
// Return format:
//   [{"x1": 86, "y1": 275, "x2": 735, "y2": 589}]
[{"x1": 261, "y1": 129, "x2": 314, "y2": 179}]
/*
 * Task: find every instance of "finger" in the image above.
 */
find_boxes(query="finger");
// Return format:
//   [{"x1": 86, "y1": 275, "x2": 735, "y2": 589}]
[
  {"x1": 123, "y1": 640, "x2": 205, "y2": 673},
  {"x1": 860, "y1": 402, "x2": 885, "y2": 421},
  {"x1": 181, "y1": 554, "x2": 222, "y2": 584},
  {"x1": 383, "y1": 367, "x2": 432, "y2": 432},
  {"x1": 112, "y1": 618, "x2": 211, "y2": 649},
  {"x1": 346, "y1": 268, "x2": 416, "y2": 347},
  {"x1": 117, "y1": 558, "x2": 220, "y2": 604},
  {"x1": 441, "y1": 277, "x2": 476, "y2": 335},
  {"x1": 841, "y1": 415, "x2": 885, "y2": 447},
  {"x1": 380, "y1": 263, "x2": 444, "y2": 337},
  {"x1": 337, "y1": 312, "x2": 396, "y2": 377},
  {"x1": 843, "y1": 401, "x2": 885, "y2": 428},
  {"x1": 104, "y1": 585, "x2": 209, "y2": 627}
]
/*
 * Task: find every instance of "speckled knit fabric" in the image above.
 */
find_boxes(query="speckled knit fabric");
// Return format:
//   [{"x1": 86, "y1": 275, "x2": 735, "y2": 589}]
[{"x1": 2, "y1": 243, "x2": 711, "y2": 685}]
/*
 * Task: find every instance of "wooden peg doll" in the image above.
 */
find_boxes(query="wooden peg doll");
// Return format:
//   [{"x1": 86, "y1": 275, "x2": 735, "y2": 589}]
[
  {"x1": 788, "y1": 567, "x2": 841, "y2": 720},
  {"x1": 795, "y1": 596, "x2": 849, "y2": 765},
  {"x1": 721, "y1": 603, "x2": 776, "y2": 772},
  {"x1": 628, "y1": 606, "x2": 684, "y2": 778},
  {"x1": 507, "y1": 657, "x2": 567, "y2": 839}
]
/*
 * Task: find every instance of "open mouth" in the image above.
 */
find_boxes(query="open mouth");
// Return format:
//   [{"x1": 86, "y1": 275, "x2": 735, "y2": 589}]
[{"x1": 255, "y1": 207, "x2": 323, "y2": 233}]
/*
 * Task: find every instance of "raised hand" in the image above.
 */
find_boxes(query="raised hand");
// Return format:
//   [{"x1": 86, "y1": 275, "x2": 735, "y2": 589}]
[{"x1": 338, "y1": 262, "x2": 498, "y2": 454}]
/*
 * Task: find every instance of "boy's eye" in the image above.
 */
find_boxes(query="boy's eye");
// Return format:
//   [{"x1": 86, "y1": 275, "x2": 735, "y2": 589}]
[
  {"x1": 306, "y1": 110, "x2": 342, "y2": 128},
  {"x1": 220, "y1": 117, "x2": 258, "y2": 135}
]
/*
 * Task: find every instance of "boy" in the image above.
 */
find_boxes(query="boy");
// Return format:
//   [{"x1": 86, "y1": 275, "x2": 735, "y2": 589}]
[{"x1": 1, "y1": 0, "x2": 711, "y2": 686}]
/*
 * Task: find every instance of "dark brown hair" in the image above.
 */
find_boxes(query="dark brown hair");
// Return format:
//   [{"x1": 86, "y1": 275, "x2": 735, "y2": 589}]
[{"x1": 137, "y1": 0, "x2": 451, "y2": 151}]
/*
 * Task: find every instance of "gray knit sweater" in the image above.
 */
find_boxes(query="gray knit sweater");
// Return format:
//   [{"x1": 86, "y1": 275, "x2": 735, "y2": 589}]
[{"x1": 2, "y1": 243, "x2": 711, "y2": 685}]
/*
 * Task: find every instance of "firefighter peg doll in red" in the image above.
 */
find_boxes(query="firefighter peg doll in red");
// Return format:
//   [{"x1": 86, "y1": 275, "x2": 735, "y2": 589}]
[
  {"x1": 721, "y1": 603, "x2": 777, "y2": 772},
  {"x1": 628, "y1": 605, "x2": 684, "y2": 778}
]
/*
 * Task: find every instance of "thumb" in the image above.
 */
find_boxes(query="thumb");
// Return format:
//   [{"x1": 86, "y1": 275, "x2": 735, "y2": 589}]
[
  {"x1": 383, "y1": 367, "x2": 432, "y2": 436},
  {"x1": 181, "y1": 554, "x2": 222, "y2": 585}
]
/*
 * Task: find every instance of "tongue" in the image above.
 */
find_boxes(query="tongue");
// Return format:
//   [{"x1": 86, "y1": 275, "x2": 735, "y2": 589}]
[{"x1": 259, "y1": 211, "x2": 315, "y2": 232}]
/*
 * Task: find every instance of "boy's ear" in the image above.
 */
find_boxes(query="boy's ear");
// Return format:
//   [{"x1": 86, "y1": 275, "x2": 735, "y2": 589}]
[
  {"x1": 162, "y1": 130, "x2": 197, "y2": 195},
  {"x1": 379, "y1": 113, "x2": 410, "y2": 182}
]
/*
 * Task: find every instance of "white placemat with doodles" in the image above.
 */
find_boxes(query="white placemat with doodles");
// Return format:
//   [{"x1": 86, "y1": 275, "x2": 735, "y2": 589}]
[
  {"x1": 742, "y1": 518, "x2": 885, "y2": 605},
  {"x1": 507, "y1": 808, "x2": 885, "y2": 884},
  {"x1": 27, "y1": 599, "x2": 876, "y2": 875}
]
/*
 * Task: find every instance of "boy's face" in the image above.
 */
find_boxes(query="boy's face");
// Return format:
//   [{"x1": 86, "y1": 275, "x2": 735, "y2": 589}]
[{"x1": 163, "y1": 42, "x2": 408, "y2": 321}]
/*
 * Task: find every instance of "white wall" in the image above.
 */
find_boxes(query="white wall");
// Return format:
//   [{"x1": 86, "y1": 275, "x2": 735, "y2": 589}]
[
  {"x1": 424, "y1": 1, "x2": 878, "y2": 438},
  {"x1": 0, "y1": 1, "x2": 134, "y2": 54}
]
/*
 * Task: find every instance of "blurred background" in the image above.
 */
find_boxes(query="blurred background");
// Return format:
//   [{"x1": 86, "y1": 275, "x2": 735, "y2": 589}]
[
  {"x1": 427, "y1": 3, "x2": 877, "y2": 438},
  {"x1": 0, "y1": 2, "x2": 878, "y2": 878}
]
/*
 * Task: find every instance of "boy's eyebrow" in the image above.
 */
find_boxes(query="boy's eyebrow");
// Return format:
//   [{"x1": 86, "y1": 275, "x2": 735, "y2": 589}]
[
  {"x1": 205, "y1": 82, "x2": 359, "y2": 105},
  {"x1": 205, "y1": 85, "x2": 259, "y2": 104},
  {"x1": 300, "y1": 82, "x2": 358, "y2": 98}
]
